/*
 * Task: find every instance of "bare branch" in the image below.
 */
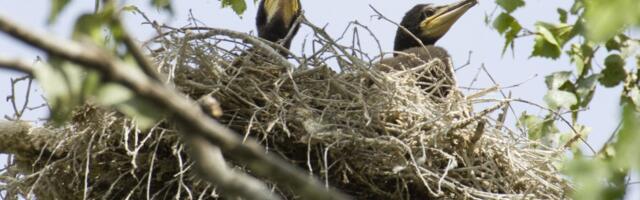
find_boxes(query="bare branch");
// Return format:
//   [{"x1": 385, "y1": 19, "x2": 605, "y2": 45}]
[
  {"x1": 0, "y1": 121, "x2": 61, "y2": 156},
  {"x1": 188, "y1": 136, "x2": 280, "y2": 200},
  {"x1": 0, "y1": 56, "x2": 34, "y2": 76},
  {"x1": 113, "y1": 17, "x2": 164, "y2": 82}
]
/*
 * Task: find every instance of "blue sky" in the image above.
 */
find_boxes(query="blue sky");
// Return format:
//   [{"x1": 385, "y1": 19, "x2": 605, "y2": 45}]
[{"x1": 0, "y1": 0, "x2": 637, "y2": 198}]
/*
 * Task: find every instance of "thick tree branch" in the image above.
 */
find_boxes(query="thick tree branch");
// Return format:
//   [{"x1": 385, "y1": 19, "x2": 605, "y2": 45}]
[
  {"x1": 188, "y1": 136, "x2": 280, "y2": 200},
  {"x1": 0, "y1": 16, "x2": 348, "y2": 200},
  {"x1": 0, "y1": 56, "x2": 34, "y2": 76},
  {"x1": 113, "y1": 17, "x2": 163, "y2": 82},
  {"x1": 0, "y1": 121, "x2": 61, "y2": 156}
]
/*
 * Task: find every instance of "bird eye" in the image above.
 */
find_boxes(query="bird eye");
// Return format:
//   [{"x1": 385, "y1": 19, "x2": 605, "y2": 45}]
[
  {"x1": 419, "y1": 6, "x2": 435, "y2": 19},
  {"x1": 421, "y1": 10, "x2": 433, "y2": 19}
]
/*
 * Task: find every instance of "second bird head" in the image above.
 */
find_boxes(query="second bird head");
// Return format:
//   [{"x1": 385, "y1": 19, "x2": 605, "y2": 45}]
[{"x1": 394, "y1": 0, "x2": 477, "y2": 52}]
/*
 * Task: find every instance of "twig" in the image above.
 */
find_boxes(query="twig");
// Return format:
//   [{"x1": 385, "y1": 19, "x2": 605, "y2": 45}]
[
  {"x1": 454, "y1": 51, "x2": 473, "y2": 71},
  {"x1": 0, "y1": 15, "x2": 348, "y2": 200},
  {"x1": 368, "y1": 5, "x2": 432, "y2": 58},
  {"x1": 509, "y1": 98, "x2": 597, "y2": 154}
]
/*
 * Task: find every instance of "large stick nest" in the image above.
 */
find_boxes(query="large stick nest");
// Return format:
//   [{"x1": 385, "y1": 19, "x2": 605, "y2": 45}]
[{"x1": 1, "y1": 24, "x2": 570, "y2": 199}]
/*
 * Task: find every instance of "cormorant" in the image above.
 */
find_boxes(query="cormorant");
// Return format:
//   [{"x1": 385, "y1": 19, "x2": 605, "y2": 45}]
[
  {"x1": 377, "y1": 0, "x2": 476, "y2": 98},
  {"x1": 256, "y1": 0, "x2": 302, "y2": 54},
  {"x1": 393, "y1": 0, "x2": 477, "y2": 53}
]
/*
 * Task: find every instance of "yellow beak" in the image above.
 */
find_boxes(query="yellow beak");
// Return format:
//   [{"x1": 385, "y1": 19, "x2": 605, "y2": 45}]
[{"x1": 420, "y1": 0, "x2": 477, "y2": 38}]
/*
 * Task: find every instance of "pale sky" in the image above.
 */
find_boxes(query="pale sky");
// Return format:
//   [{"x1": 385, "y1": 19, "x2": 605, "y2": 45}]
[{"x1": 0, "y1": 0, "x2": 637, "y2": 198}]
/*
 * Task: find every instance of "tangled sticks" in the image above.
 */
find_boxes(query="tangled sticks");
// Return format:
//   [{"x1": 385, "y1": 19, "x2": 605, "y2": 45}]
[
  {"x1": 0, "y1": 20, "x2": 570, "y2": 200},
  {"x1": 148, "y1": 23, "x2": 569, "y2": 199}
]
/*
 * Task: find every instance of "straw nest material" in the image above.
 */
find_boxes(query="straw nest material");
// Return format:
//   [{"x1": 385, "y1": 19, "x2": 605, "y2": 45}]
[{"x1": 0, "y1": 24, "x2": 571, "y2": 200}]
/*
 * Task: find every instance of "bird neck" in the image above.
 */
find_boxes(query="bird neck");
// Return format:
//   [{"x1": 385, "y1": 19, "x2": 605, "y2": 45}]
[
  {"x1": 264, "y1": 0, "x2": 300, "y2": 26},
  {"x1": 393, "y1": 30, "x2": 440, "y2": 53}
]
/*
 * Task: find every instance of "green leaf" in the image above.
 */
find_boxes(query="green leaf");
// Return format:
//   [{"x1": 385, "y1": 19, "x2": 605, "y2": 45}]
[
  {"x1": 503, "y1": 22, "x2": 522, "y2": 54},
  {"x1": 572, "y1": 43, "x2": 594, "y2": 76},
  {"x1": 576, "y1": 74, "x2": 599, "y2": 107},
  {"x1": 151, "y1": 0, "x2": 174, "y2": 14},
  {"x1": 122, "y1": 5, "x2": 138, "y2": 13},
  {"x1": 97, "y1": 84, "x2": 165, "y2": 129},
  {"x1": 496, "y1": 0, "x2": 525, "y2": 13},
  {"x1": 518, "y1": 114, "x2": 544, "y2": 140},
  {"x1": 73, "y1": 14, "x2": 107, "y2": 44},
  {"x1": 570, "y1": 1, "x2": 584, "y2": 15},
  {"x1": 564, "y1": 157, "x2": 619, "y2": 200},
  {"x1": 598, "y1": 54, "x2": 627, "y2": 87},
  {"x1": 96, "y1": 84, "x2": 135, "y2": 105},
  {"x1": 544, "y1": 90, "x2": 578, "y2": 109},
  {"x1": 539, "y1": 25, "x2": 560, "y2": 46},
  {"x1": 614, "y1": 105, "x2": 640, "y2": 169},
  {"x1": 584, "y1": 0, "x2": 640, "y2": 42},
  {"x1": 532, "y1": 34, "x2": 562, "y2": 59},
  {"x1": 34, "y1": 59, "x2": 86, "y2": 124},
  {"x1": 492, "y1": 13, "x2": 514, "y2": 34},
  {"x1": 518, "y1": 113, "x2": 558, "y2": 142},
  {"x1": 492, "y1": 13, "x2": 522, "y2": 55},
  {"x1": 626, "y1": 87, "x2": 640, "y2": 109},
  {"x1": 568, "y1": 42, "x2": 595, "y2": 76},
  {"x1": 82, "y1": 71, "x2": 102, "y2": 98},
  {"x1": 531, "y1": 23, "x2": 575, "y2": 59},
  {"x1": 221, "y1": 0, "x2": 248, "y2": 15},
  {"x1": 605, "y1": 34, "x2": 629, "y2": 52},
  {"x1": 557, "y1": 8, "x2": 568, "y2": 23},
  {"x1": 48, "y1": 0, "x2": 71, "y2": 24},
  {"x1": 545, "y1": 71, "x2": 572, "y2": 90},
  {"x1": 562, "y1": 125, "x2": 591, "y2": 150}
]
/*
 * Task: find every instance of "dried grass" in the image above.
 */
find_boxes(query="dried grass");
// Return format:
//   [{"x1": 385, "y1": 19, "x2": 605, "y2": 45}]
[{"x1": 0, "y1": 21, "x2": 571, "y2": 200}]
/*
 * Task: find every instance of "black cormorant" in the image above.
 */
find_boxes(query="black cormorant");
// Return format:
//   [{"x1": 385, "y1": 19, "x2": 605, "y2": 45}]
[
  {"x1": 377, "y1": 0, "x2": 476, "y2": 98},
  {"x1": 256, "y1": 0, "x2": 302, "y2": 53},
  {"x1": 393, "y1": 0, "x2": 477, "y2": 53}
]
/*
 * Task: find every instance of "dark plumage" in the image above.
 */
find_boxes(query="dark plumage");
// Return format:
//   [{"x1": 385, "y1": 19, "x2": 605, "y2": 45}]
[
  {"x1": 393, "y1": 4, "x2": 439, "y2": 53},
  {"x1": 378, "y1": 0, "x2": 476, "y2": 98},
  {"x1": 378, "y1": 47, "x2": 451, "y2": 72},
  {"x1": 256, "y1": 0, "x2": 302, "y2": 53},
  {"x1": 376, "y1": 47, "x2": 455, "y2": 98},
  {"x1": 394, "y1": 0, "x2": 476, "y2": 52}
]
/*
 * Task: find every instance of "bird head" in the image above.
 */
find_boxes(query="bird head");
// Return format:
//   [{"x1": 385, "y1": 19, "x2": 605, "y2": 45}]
[{"x1": 395, "y1": 0, "x2": 477, "y2": 51}]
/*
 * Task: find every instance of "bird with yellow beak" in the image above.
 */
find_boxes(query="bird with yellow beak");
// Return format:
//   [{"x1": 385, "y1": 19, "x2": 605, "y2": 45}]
[
  {"x1": 256, "y1": 0, "x2": 302, "y2": 54},
  {"x1": 394, "y1": 0, "x2": 477, "y2": 53},
  {"x1": 377, "y1": 0, "x2": 477, "y2": 98}
]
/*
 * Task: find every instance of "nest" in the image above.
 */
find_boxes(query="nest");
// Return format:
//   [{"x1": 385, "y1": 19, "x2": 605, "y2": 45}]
[{"x1": 0, "y1": 24, "x2": 571, "y2": 200}]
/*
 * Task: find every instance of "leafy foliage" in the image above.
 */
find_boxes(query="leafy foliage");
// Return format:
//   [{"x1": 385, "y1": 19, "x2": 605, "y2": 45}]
[
  {"x1": 48, "y1": 0, "x2": 71, "y2": 24},
  {"x1": 36, "y1": 1, "x2": 170, "y2": 129},
  {"x1": 492, "y1": 12, "x2": 521, "y2": 54},
  {"x1": 491, "y1": 0, "x2": 640, "y2": 198},
  {"x1": 495, "y1": 0, "x2": 524, "y2": 13},
  {"x1": 599, "y1": 54, "x2": 626, "y2": 87},
  {"x1": 491, "y1": 0, "x2": 524, "y2": 55},
  {"x1": 584, "y1": 0, "x2": 640, "y2": 42},
  {"x1": 220, "y1": 0, "x2": 255, "y2": 15}
]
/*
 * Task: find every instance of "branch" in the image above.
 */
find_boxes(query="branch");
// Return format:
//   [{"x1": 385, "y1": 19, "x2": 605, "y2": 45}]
[
  {"x1": 187, "y1": 27, "x2": 295, "y2": 69},
  {"x1": 0, "y1": 16, "x2": 348, "y2": 200},
  {"x1": 113, "y1": 17, "x2": 163, "y2": 82},
  {"x1": 0, "y1": 121, "x2": 62, "y2": 156},
  {"x1": 0, "y1": 56, "x2": 34, "y2": 76},
  {"x1": 188, "y1": 136, "x2": 280, "y2": 200}
]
